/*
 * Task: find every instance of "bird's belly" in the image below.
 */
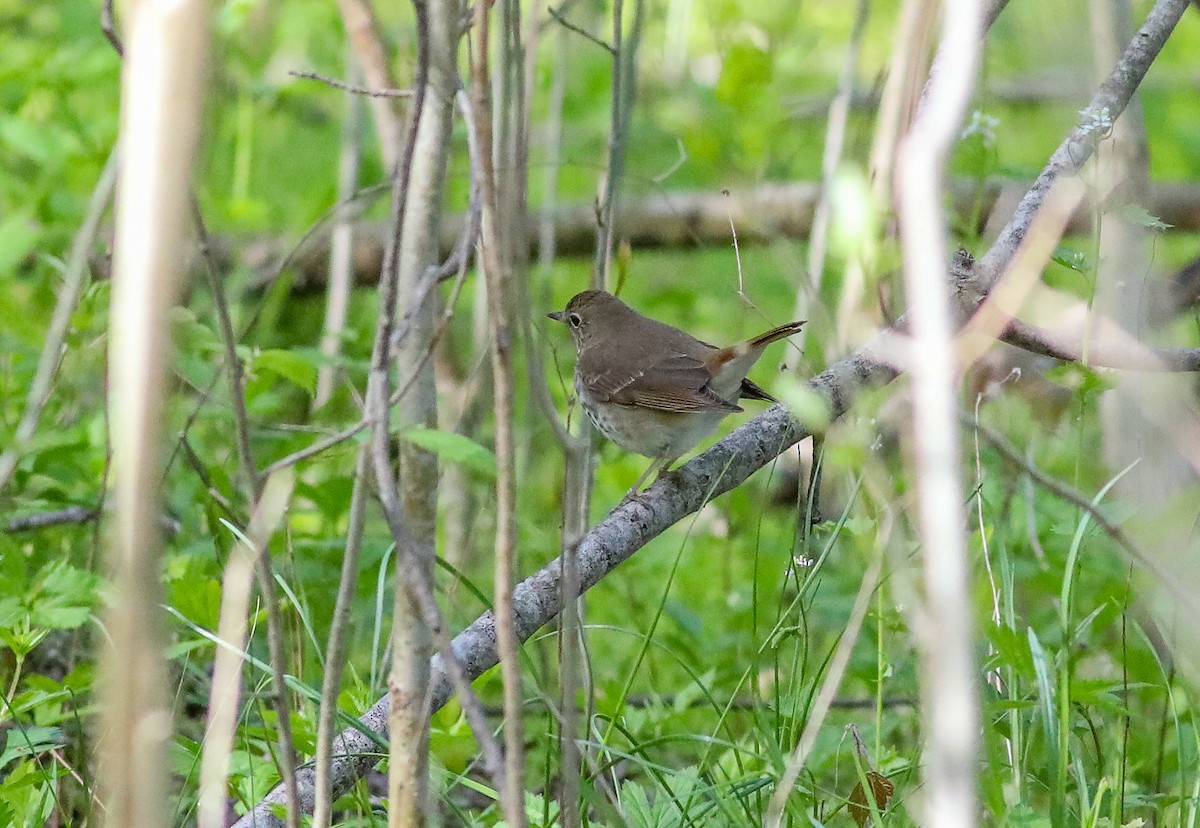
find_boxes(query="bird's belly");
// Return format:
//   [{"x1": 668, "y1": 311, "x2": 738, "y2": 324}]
[{"x1": 579, "y1": 394, "x2": 725, "y2": 460}]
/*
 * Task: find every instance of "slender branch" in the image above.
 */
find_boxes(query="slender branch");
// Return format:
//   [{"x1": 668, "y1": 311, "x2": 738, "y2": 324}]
[
  {"x1": 969, "y1": 416, "x2": 1200, "y2": 616},
  {"x1": 289, "y1": 69, "x2": 413, "y2": 98},
  {"x1": 312, "y1": 448, "x2": 369, "y2": 827},
  {"x1": 973, "y1": 0, "x2": 1191, "y2": 296},
  {"x1": 546, "y1": 5, "x2": 613, "y2": 52},
  {"x1": 0, "y1": 149, "x2": 117, "y2": 495},
  {"x1": 592, "y1": 0, "x2": 643, "y2": 285},
  {"x1": 100, "y1": 0, "x2": 123, "y2": 56},
  {"x1": 192, "y1": 197, "x2": 261, "y2": 500},
  {"x1": 895, "y1": 2, "x2": 984, "y2": 827},
  {"x1": 315, "y1": 53, "x2": 366, "y2": 409},
  {"x1": 1001, "y1": 317, "x2": 1200, "y2": 371},
  {"x1": 4, "y1": 506, "x2": 99, "y2": 533},
  {"x1": 469, "y1": 1, "x2": 525, "y2": 822}
]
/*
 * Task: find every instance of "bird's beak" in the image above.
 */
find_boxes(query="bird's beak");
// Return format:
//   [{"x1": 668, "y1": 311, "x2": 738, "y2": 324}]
[{"x1": 547, "y1": 310, "x2": 566, "y2": 322}]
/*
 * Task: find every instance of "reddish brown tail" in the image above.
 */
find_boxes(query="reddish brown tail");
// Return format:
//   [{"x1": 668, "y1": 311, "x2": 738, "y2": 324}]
[{"x1": 749, "y1": 320, "x2": 805, "y2": 349}]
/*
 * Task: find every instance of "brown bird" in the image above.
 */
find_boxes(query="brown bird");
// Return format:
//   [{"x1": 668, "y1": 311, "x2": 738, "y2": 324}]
[{"x1": 548, "y1": 289, "x2": 804, "y2": 497}]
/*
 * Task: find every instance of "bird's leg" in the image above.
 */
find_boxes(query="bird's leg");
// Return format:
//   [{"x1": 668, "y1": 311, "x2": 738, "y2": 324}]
[
  {"x1": 619, "y1": 457, "x2": 668, "y2": 505},
  {"x1": 653, "y1": 458, "x2": 680, "y2": 482}
]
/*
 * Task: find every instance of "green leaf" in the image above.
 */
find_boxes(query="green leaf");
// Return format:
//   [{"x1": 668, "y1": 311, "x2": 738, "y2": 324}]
[
  {"x1": 254, "y1": 348, "x2": 317, "y2": 396},
  {"x1": 0, "y1": 726, "x2": 64, "y2": 768},
  {"x1": 715, "y1": 42, "x2": 772, "y2": 108},
  {"x1": 0, "y1": 213, "x2": 39, "y2": 274},
  {"x1": 401, "y1": 428, "x2": 496, "y2": 479},
  {"x1": 1111, "y1": 202, "x2": 1172, "y2": 231}
]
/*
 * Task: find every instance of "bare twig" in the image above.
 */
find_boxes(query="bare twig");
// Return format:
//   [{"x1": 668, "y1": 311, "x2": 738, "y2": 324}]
[
  {"x1": 198, "y1": 472, "x2": 295, "y2": 828},
  {"x1": 289, "y1": 69, "x2": 414, "y2": 98},
  {"x1": 315, "y1": 53, "x2": 365, "y2": 409},
  {"x1": 334, "y1": 0, "x2": 405, "y2": 169},
  {"x1": 1001, "y1": 318, "x2": 1200, "y2": 371},
  {"x1": 100, "y1": 0, "x2": 123, "y2": 55},
  {"x1": 0, "y1": 150, "x2": 117, "y2": 495},
  {"x1": 973, "y1": 0, "x2": 1192, "y2": 296},
  {"x1": 895, "y1": 2, "x2": 984, "y2": 826},
  {"x1": 592, "y1": 0, "x2": 644, "y2": 285},
  {"x1": 469, "y1": 1, "x2": 525, "y2": 822},
  {"x1": 969, "y1": 416, "x2": 1200, "y2": 617},
  {"x1": 546, "y1": 5, "x2": 613, "y2": 52},
  {"x1": 522, "y1": 19, "x2": 591, "y2": 826},
  {"x1": 192, "y1": 197, "x2": 261, "y2": 500},
  {"x1": 4, "y1": 506, "x2": 99, "y2": 533},
  {"x1": 312, "y1": 449, "x2": 369, "y2": 827}
]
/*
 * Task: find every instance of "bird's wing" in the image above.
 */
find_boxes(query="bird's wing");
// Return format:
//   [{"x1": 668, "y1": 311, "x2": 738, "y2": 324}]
[{"x1": 581, "y1": 352, "x2": 742, "y2": 413}]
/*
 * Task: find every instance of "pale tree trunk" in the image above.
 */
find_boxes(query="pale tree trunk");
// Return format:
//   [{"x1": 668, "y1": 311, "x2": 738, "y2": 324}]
[
  {"x1": 387, "y1": 1, "x2": 462, "y2": 825},
  {"x1": 98, "y1": 0, "x2": 209, "y2": 826}
]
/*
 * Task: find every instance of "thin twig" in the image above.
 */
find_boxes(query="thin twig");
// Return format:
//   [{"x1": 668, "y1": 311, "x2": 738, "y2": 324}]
[
  {"x1": 895, "y1": 1, "x2": 984, "y2": 826},
  {"x1": 4, "y1": 506, "x2": 99, "y2": 533},
  {"x1": 192, "y1": 197, "x2": 261, "y2": 500},
  {"x1": 1002, "y1": 317, "x2": 1200, "y2": 371},
  {"x1": 0, "y1": 150, "x2": 117, "y2": 495},
  {"x1": 315, "y1": 52, "x2": 365, "y2": 409},
  {"x1": 546, "y1": 5, "x2": 614, "y2": 52},
  {"x1": 289, "y1": 69, "x2": 414, "y2": 98},
  {"x1": 470, "y1": 1, "x2": 526, "y2": 821},
  {"x1": 969, "y1": 417, "x2": 1200, "y2": 616},
  {"x1": 100, "y1": 0, "x2": 123, "y2": 56},
  {"x1": 312, "y1": 449, "x2": 369, "y2": 828},
  {"x1": 592, "y1": 0, "x2": 644, "y2": 285}
]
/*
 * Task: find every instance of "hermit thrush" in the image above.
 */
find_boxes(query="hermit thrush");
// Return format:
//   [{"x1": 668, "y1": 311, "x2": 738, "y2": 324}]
[{"x1": 548, "y1": 289, "x2": 804, "y2": 495}]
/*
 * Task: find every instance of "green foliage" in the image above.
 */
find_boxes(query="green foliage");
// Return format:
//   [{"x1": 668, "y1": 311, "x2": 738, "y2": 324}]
[
  {"x1": 6, "y1": 0, "x2": 1200, "y2": 826},
  {"x1": 401, "y1": 428, "x2": 498, "y2": 480}
]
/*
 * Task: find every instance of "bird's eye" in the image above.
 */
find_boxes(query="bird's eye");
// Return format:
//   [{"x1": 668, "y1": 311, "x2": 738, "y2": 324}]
[{"x1": 568, "y1": 313, "x2": 582, "y2": 328}]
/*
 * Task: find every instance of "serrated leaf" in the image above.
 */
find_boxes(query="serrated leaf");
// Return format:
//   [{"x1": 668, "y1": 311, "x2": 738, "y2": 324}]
[
  {"x1": 402, "y1": 428, "x2": 496, "y2": 479},
  {"x1": 1050, "y1": 246, "x2": 1092, "y2": 274},
  {"x1": 254, "y1": 349, "x2": 317, "y2": 396}
]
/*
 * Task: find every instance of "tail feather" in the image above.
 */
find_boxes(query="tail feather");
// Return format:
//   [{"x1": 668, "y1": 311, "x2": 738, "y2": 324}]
[
  {"x1": 748, "y1": 320, "x2": 805, "y2": 349},
  {"x1": 739, "y1": 377, "x2": 777, "y2": 403}
]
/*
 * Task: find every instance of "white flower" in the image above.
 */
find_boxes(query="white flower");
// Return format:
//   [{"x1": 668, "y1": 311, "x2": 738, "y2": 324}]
[{"x1": 961, "y1": 110, "x2": 1000, "y2": 147}]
